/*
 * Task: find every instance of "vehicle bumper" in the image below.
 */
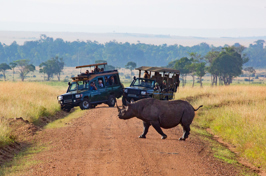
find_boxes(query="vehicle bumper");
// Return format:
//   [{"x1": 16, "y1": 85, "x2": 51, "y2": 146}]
[
  {"x1": 58, "y1": 99, "x2": 82, "y2": 108},
  {"x1": 123, "y1": 94, "x2": 150, "y2": 101}
]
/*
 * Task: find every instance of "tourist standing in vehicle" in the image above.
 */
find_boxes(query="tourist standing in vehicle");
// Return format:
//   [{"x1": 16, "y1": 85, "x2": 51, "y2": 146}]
[
  {"x1": 143, "y1": 70, "x2": 150, "y2": 79},
  {"x1": 94, "y1": 66, "x2": 100, "y2": 73}
]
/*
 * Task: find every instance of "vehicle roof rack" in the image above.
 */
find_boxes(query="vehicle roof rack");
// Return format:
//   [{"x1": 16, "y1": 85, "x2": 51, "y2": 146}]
[
  {"x1": 76, "y1": 62, "x2": 107, "y2": 69},
  {"x1": 135, "y1": 66, "x2": 180, "y2": 74}
]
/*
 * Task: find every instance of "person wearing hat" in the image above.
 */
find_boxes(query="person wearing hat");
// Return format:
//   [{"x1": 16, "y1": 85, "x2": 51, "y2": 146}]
[{"x1": 154, "y1": 82, "x2": 161, "y2": 92}]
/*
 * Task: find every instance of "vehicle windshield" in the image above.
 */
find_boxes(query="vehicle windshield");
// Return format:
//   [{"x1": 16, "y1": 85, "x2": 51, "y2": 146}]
[
  {"x1": 131, "y1": 78, "x2": 155, "y2": 88},
  {"x1": 68, "y1": 81, "x2": 89, "y2": 92}
]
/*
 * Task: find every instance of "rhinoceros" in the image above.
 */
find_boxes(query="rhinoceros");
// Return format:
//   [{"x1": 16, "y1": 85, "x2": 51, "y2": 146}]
[{"x1": 116, "y1": 98, "x2": 203, "y2": 140}]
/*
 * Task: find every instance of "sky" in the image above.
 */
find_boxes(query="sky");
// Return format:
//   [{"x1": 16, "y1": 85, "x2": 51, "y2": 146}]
[{"x1": 0, "y1": 0, "x2": 266, "y2": 37}]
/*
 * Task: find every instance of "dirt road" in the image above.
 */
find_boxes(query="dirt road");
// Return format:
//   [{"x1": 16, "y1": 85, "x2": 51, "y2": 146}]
[{"x1": 22, "y1": 100, "x2": 245, "y2": 176}]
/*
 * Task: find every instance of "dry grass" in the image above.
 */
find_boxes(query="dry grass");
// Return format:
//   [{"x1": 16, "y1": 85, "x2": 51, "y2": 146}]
[
  {"x1": 0, "y1": 82, "x2": 65, "y2": 122},
  {"x1": 0, "y1": 82, "x2": 65, "y2": 147},
  {"x1": 175, "y1": 85, "x2": 266, "y2": 169}
]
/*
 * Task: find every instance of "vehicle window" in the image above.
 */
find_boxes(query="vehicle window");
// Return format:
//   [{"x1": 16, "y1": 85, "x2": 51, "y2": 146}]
[
  {"x1": 78, "y1": 81, "x2": 89, "y2": 90},
  {"x1": 68, "y1": 82, "x2": 78, "y2": 92},
  {"x1": 131, "y1": 78, "x2": 155, "y2": 88},
  {"x1": 104, "y1": 76, "x2": 110, "y2": 86},
  {"x1": 109, "y1": 75, "x2": 118, "y2": 86},
  {"x1": 97, "y1": 77, "x2": 105, "y2": 88}
]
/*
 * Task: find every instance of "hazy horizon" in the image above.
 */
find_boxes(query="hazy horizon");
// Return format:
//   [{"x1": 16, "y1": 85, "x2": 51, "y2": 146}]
[{"x1": 1, "y1": 0, "x2": 266, "y2": 38}]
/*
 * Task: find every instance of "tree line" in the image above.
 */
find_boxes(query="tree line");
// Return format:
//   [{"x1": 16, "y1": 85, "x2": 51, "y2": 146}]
[
  {"x1": 0, "y1": 35, "x2": 265, "y2": 68},
  {"x1": 167, "y1": 45, "x2": 257, "y2": 87}
]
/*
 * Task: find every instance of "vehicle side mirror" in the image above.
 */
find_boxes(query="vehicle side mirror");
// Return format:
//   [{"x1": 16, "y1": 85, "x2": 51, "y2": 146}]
[
  {"x1": 133, "y1": 76, "x2": 136, "y2": 80},
  {"x1": 68, "y1": 82, "x2": 70, "y2": 86}
]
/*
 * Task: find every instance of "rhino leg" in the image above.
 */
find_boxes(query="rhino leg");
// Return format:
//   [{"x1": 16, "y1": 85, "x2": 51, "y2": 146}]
[
  {"x1": 179, "y1": 125, "x2": 190, "y2": 141},
  {"x1": 139, "y1": 121, "x2": 151, "y2": 138},
  {"x1": 150, "y1": 121, "x2": 167, "y2": 139}
]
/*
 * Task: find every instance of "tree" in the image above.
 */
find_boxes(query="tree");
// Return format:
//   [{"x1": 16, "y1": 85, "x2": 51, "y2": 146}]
[
  {"x1": 53, "y1": 57, "x2": 64, "y2": 81},
  {"x1": 204, "y1": 50, "x2": 220, "y2": 86},
  {"x1": 209, "y1": 47, "x2": 244, "y2": 85},
  {"x1": 14, "y1": 59, "x2": 35, "y2": 81},
  {"x1": 187, "y1": 52, "x2": 202, "y2": 87},
  {"x1": 0, "y1": 63, "x2": 11, "y2": 81},
  {"x1": 125, "y1": 61, "x2": 137, "y2": 76},
  {"x1": 195, "y1": 62, "x2": 206, "y2": 87},
  {"x1": 174, "y1": 57, "x2": 191, "y2": 87},
  {"x1": 39, "y1": 57, "x2": 64, "y2": 81},
  {"x1": 187, "y1": 61, "x2": 197, "y2": 87},
  {"x1": 9, "y1": 62, "x2": 17, "y2": 81},
  {"x1": 244, "y1": 67, "x2": 256, "y2": 84}
]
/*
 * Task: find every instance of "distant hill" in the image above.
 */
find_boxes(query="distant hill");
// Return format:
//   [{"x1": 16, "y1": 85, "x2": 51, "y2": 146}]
[{"x1": 1, "y1": 31, "x2": 266, "y2": 47}]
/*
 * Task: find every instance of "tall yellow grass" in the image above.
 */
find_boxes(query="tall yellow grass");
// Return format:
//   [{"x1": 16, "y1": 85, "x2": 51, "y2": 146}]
[
  {"x1": 0, "y1": 82, "x2": 65, "y2": 147},
  {"x1": 0, "y1": 82, "x2": 65, "y2": 122},
  {"x1": 175, "y1": 85, "x2": 266, "y2": 169}
]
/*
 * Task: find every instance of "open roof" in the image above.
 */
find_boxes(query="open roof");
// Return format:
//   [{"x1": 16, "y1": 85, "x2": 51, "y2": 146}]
[{"x1": 135, "y1": 66, "x2": 180, "y2": 74}]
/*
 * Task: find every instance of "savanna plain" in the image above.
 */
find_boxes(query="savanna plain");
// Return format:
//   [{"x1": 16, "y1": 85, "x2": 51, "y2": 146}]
[{"x1": 0, "y1": 72, "x2": 265, "y2": 175}]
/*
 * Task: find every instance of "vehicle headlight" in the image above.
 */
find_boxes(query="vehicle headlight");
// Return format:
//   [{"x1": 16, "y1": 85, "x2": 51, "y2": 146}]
[
  {"x1": 124, "y1": 89, "x2": 128, "y2": 93},
  {"x1": 75, "y1": 94, "x2": 82, "y2": 98},
  {"x1": 141, "y1": 91, "x2": 147, "y2": 95},
  {"x1": 58, "y1": 95, "x2": 63, "y2": 101}
]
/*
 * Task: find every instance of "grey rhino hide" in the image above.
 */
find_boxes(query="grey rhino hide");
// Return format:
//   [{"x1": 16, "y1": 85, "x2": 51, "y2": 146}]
[{"x1": 117, "y1": 98, "x2": 203, "y2": 140}]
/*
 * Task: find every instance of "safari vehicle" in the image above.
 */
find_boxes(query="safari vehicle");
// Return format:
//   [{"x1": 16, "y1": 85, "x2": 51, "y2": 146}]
[
  {"x1": 122, "y1": 66, "x2": 180, "y2": 105},
  {"x1": 57, "y1": 63, "x2": 123, "y2": 112}
]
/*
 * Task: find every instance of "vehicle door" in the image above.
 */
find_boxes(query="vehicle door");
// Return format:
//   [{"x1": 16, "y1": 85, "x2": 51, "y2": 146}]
[
  {"x1": 96, "y1": 76, "x2": 108, "y2": 101},
  {"x1": 109, "y1": 74, "x2": 121, "y2": 97},
  {"x1": 104, "y1": 76, "x2": 113, "y2": 97},
  {"x1": 89, "y1": 79, "x2": 101, "y2": 103}
]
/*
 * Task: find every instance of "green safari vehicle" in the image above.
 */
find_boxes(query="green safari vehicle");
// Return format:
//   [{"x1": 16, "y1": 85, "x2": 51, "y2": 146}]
[{"x1": 57, "y1": 63, "x2": 123, "y2": 112}]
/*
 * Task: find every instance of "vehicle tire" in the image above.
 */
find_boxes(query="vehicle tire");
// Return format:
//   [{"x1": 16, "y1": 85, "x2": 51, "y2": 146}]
[
  {"x1": 108, "y1": 95, "x2": 116, "y2": 107},
  {"x1": 80, "y1": 99, "x2": 90, "y2": 110},
  {"x1": 122, "y1": 96, "x2": 127, "y2": 106}
]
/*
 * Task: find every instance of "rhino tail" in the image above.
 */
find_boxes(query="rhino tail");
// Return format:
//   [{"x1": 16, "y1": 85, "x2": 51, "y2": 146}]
[{"x1": 193, "y1": 105, "x2": 203, "y2": 111}]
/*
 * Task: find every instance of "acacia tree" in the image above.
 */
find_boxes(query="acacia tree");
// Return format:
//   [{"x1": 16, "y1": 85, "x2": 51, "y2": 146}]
[
  {"x1": 244, "y1": 67, "x2": 256, "y2": 84},
  {"x1": 174, "y1": 57, "x2": 191, "y2": 87},
  {"x1": 9, "y1": 62, "x2": 17, "y2": 81},
  {"x1": 204, "y1": 50, "x2": 220, "y2": 86},
  {"x1": 209, "y1": 47, "x2": 245, "y2": 85},
  {"x1": 195, "y1": 62, "x2": 206, "y2": 87},
  {"x1": 0, "y1": 63, "x2": 11, "y2": 81},
  {"x1": 53, "y1": 57, "x2": 64, "y2": 81},
  {"x1": 14, "y1": 59, "x2": 35, "y2": 81},
  {"x1": 187, "y1": 61, "x2": 197, "y2": 87},
  {"x1": 39, "y1": 56, "x2": 64, "y2": 81},
  {"x1": 125, "y1": 61, "x2": 137, "y2": 76}
]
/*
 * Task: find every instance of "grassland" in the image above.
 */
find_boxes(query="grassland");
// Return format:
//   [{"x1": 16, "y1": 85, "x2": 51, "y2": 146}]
[
  {"x1": 175, "y1": 85, "x2": 266, "y2": 169},
  {"x1": 0, "y1": 82, "x2": 66, "y2": 147}
]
